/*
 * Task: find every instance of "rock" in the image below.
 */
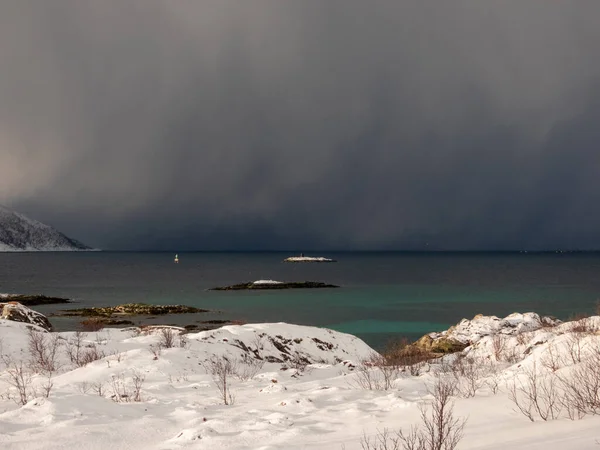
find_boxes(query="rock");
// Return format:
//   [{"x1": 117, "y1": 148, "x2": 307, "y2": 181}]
[
  {"x1": 0, "y1": 294, "x2": 71, "y2": 306},
  {"x1": 210, "y1": 281, "x2": 339, "y2": 290},
  {"x1": 55, "y1": 303, "x2": 209, "y2": 318},
  {"x1": 413, "y1": 334, "x2": 467, "y2": 354},
  {"x1": 413, "y1": 312, "x2": 562, "y2": 355},
  {"x1": 0, "y1": 301, "x2": 52, "y2": 331},
  {"x1": 283, "y1": 256, "x2": 336, "y2": 263}
]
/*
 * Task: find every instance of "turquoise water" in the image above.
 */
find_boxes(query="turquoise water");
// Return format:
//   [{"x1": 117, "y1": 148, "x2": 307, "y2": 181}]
[{"x1": 1, "y1": 252, "x2": 600, "y2": 349}]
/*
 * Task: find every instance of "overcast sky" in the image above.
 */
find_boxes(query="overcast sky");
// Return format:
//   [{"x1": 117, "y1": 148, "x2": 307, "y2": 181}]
[{"x1": 2, "y1": 1, "x2": 600, "y2": 251}]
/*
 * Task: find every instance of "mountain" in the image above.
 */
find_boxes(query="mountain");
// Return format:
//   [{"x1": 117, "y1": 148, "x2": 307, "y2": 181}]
[{"x1": 0, "y1": 205, "x2": 92, "y2": 252}]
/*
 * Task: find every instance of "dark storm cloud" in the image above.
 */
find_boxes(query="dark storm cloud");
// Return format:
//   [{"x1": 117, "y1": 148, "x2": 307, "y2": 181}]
[{"x1": 2, "y1": 1, "x2": 600, "y2": 250}]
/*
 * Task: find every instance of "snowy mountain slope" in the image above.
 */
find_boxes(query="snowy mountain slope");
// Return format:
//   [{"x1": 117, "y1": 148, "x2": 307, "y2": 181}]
[{"x1": 0, "y1": 205, "x2": 91, "y2": 251}]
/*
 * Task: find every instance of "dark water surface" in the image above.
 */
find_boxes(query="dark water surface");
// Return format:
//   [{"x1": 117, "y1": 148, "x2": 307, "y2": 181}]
[{"x1": 2, "y1": 252, "x2": 600, "y2": 349}]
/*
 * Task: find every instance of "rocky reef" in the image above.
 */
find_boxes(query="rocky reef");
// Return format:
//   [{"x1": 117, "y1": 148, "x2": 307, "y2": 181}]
[
  {"x1": 0, "y1": 293, "x2": 71, "y2": 306},
  {"x1": 210, "y1": 281, "x2": 339, "y2": 290},
  {"x1": 54, "y1": 303, "x2": 209, "y2": 318}
]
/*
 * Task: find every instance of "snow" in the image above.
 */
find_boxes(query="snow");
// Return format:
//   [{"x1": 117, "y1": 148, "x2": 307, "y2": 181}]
[
  {"x1": 283, "y1": 256, "x2": 335, "y2": 262},
  {"x1": 2, "y1": 313, "x2": 600, "y2": 449},
  {"x1": 252, "y1": 280, "x2": 283, "y2": 285},
  {"x1": 427, "y1": 312, "x2": 561, "y2": 345}
]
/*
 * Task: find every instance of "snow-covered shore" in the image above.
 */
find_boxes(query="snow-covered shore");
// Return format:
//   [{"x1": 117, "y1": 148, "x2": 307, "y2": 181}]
[{"x1": 2, "y1": 309, "x2": 600, "y2": 449}]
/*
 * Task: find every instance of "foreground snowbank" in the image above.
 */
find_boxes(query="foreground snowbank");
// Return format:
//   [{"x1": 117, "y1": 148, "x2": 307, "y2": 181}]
[{"x1": 2, "y1": 313, "x2": 600, "y2": 449}]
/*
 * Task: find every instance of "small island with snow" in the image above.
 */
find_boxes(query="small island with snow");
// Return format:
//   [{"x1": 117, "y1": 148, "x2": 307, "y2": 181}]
[
  {"x1": 283, "y1": 255, "x2": 336, "y2": 263},
  {"x1": 210, "y1": 280, "x2": 339, "y2": 290}
]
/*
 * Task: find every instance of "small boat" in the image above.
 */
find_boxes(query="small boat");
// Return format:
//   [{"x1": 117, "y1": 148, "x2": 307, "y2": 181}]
[{"x1": 174, "y1": 254, "x2": 179, "y2": 264}]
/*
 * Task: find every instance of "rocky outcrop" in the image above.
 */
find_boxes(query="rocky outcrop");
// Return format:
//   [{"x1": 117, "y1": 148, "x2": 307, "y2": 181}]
[
  {"x1": 283, "y1": 256, "x2": 336, "y2": 263},
  {"x1": 0, "y1": 301, "x2": 52, "y2": 331},
  {"x1": 413, "y1": 334, "x2": 468, "y2": 354},
  {"x1": 211, "y1": 281, "x2": 339, "y2": 290},
  {"x1": 413, "y1": 312, "x2": 561, "y2": 355},
  {"x1": 55, "y1": 303, "x2": 209, "y2": 318},
  {"x1": 0, "y1": 293, "x2": 71, "y2": 306},
  {"x1": 190, "y1": 322, "x2": 374, "y2": 365}
]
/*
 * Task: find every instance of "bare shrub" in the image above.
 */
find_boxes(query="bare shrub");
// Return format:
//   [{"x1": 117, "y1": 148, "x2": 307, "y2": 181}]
[
  {"x1": 449, "y1": 355, "x2": 487, "y2": 398},
  {"x1": 0, "y1": 337, "x2": 5, "y2": 368},
  {"x1": 27, "y1": 328, "x2": 61, "y2": 374},
  {"x1": 79, "y1": 343, "x2": 105, "y2": 366},
  {"x1": 81, "y1": 319, "x2": 105, "y2": 332},
  {"x1": 383, "y1": 339, "x2": 431, "y2": 376},
  {"x1": 109, "y1": 373, "x2": 129, "y2": 402},
  {"x1": 416, "y1": 377, "x2": 467, "y2": 450},
  {"x1": 352, "y1": 353, "x2": 400, "y2": 391},
  {"x1": 503, "y1": 346, "x2": 521, "y2": 364},
  {"x1": 566, "y1": 331, "x2": 586, "y2": 364},
  {"x1": 91, "y1": 382, "x2": 105, "y2": 397},
  {"x1": 491, "y1": 334, "x2": 507, "y2": 361},
  {"x1": 360, "y1": 428, "x2": 403, "y2": 450},
  {"x1": 131, "y1": 370, "x2": 145, "y2": 402},
  {"x1": 40, "y1": 373, "x2": 54, "y2": 398},
  {"x1": 484, "y1": 362, "x2": 502, "y2": 395},
  {"x1": 168, "y1": 370, "x2": 191, "y2": 384},
  {"x1": 569, "y1": 313, "x2": 593, "y2": 333},
  {"x1": 110, "y1": 350, "x2": 124, "y2": 363},
  {"x1": 179, "y1": 334, "x2": 190, "y2": 349},
  {"x1": 158, "y1": 328, "x2": 177, "y2": 349},
  {"x1": 77, "y1": 382, "x2": 92, "y2": 394},
  {"x1": 94, "y1": 331, "x2": 108, "y2": 346},
  {"x1": 516, "y1": 333, "x2": 528, "y2": 347},
  {"x1": 204, "y1": 356, "x2": 236, "y2": 405},
  {"x1": 65, "y1": 331, "x2": 86, "y2": 366},
  {"x1": 541, "y1": 343, "x2": 564, "y2": 373},
  {"x1": 508, "y1": 361, "x2": 561, "y2": 421},
  {"x1": 3, "y1": 359, "x2": 34, "y2": 405},
  {"x1": 149, "y1": 344, "x2": 162, "y2": 360},
  {"x1": 558, "y1": 347, "x2": 600, "y2": 418},
  {"x1": 234, "y1": 353, "x2": 265, "y2": 381},
  {"x1": 108, "y1": 372, "x2": 144, "y2": 403},
  {"x1": 361, "y1": 377, "x2": 466, "y2": 450}
]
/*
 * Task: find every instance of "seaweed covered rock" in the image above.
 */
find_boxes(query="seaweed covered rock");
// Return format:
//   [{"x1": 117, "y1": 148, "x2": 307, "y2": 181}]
[{"x1": 56, "y1": 303, "x2": 208, "y2": 318}]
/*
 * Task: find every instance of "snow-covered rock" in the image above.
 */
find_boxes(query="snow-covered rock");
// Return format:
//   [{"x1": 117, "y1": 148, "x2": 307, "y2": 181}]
[
  {"x1": 415, "y1": 312, "x2": 561, "y2": 353},
  {"x1": 0, "y1": 301, "x2": 52, "y2": 331},
  {"x1": 190, "y1": 322, "x2": 375, "y2": 364},
  {"x1": 283, "y1": 256, "x2": 336, "y2": 262},
  {"x1": 0, "y1": 205, "x2": 91, "y2": 251}
]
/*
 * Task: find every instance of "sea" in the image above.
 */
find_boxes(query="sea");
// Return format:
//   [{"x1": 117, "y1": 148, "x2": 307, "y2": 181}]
[{"x1": 2, "y1": 251, "x2": 600, "y2": 350}]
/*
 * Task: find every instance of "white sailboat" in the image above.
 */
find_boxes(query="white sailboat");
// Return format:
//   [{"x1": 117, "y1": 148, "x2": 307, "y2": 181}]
[{"x1": 174, "y1": 254, "x2": 179, "y2": 263}]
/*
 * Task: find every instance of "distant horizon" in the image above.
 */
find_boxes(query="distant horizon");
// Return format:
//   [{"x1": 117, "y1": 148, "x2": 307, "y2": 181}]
[{"x1": 17, "y1": 248, "x2": 600, "y2": 254}]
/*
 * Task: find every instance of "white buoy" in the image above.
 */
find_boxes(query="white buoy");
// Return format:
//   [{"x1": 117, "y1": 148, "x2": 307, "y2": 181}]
[{"x1": 174, "y1": 254, "x2": 179, "y2": 263}]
